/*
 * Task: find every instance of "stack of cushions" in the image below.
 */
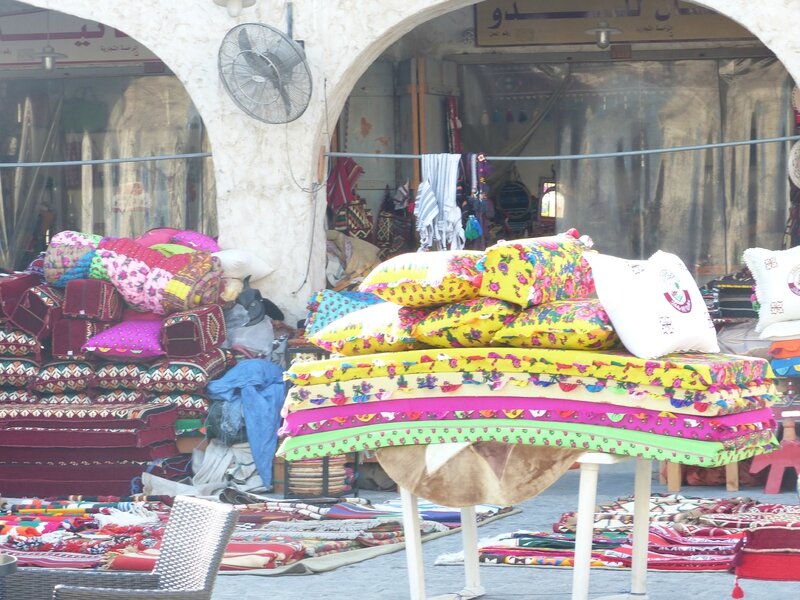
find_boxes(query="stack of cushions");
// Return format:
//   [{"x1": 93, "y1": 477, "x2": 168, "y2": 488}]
[
  {"x1": 0, "y1": 228, "x2": 246, "y2": 497},
  {"x1": 283, "y1": 231, "x2": 778, "y2": 482},
  {"x1": 0, "y1": 273, "x2": 46, "y2": 405},
  {"x1": 0, "y1": 402, "x2": 180, "y2": 496}
]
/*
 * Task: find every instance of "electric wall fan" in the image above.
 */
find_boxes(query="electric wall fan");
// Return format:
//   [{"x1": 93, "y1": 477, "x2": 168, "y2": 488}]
[{"x1": 218, "y1": 22, "x2": 312, "y2": 124}]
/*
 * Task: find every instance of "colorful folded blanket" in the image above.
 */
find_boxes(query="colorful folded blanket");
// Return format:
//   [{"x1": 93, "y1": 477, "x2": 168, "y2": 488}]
[
  {"x1": 286, "y1": 372, "x2": 777, "y2": 416},
  {"x1": 280, "y1": 396, "x2": 776, "y2": 443},
  {"x1": 285, "y1": 348, "x2": 772, "y2": 391},
  {"x1": 278, "y1": 418, "x2": 777, "y2": 466},
  {"x1": 43, "y1": 231, "x2": 103, "y2": 287}
]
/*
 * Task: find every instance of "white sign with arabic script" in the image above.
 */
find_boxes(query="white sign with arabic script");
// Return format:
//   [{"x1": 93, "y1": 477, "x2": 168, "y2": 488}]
[{"x1": 475, "y1": 0, "x2": 754, "y2": 47}]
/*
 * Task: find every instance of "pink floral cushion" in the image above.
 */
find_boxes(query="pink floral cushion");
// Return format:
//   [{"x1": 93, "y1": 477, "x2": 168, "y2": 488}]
[
  {"x1": 171, "y1": 230, "x2": 220, "y2": 253},
  {"x1": 82, "y1": 318, "x2": 165, "y2": 360}
]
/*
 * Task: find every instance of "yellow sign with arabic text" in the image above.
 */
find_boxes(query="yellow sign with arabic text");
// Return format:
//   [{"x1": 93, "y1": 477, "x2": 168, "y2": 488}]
[{"x1": 476, "y1": 0, "x2": 754, "y2": 47}]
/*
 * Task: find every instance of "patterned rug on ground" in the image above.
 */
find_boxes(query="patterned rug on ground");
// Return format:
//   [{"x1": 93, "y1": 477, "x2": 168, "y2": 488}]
[
  {"x1": 435, "y1": 493, "x2": 800, "y2": 572},
  {"x1": 0, "y1": 493, "x2": 516, "y2": 573}
]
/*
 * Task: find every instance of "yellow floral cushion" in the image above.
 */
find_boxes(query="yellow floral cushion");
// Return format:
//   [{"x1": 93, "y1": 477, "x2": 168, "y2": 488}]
[
  {"x1": 479, "y1": 229, "x2": 595, "y2": 307},
  {"x1": 359, "y1": 250, "x2": 484, "y2": 307},
  {"x1": 413, "y1": 297, "x2": 518, "y2": 348},
  {"x1": 492, "y1": 299, "x2": 618, "y2": 350},
  {"x1": 307, "y1": 302, "x2": 425, "y2": 356}
]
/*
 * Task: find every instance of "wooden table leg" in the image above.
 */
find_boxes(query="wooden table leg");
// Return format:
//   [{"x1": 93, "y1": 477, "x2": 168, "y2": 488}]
[
  {"x1": 725, "y1": 462, "x2": 740, "y2": 492},
  {"x1": 666, "y1": 462, "x2": 682, "y2": 493}
]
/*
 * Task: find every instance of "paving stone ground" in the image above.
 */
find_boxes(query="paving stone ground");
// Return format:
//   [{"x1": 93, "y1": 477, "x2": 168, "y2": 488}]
[{"x1": 212, "y1": 461, "x2": 799, "y2": 599}]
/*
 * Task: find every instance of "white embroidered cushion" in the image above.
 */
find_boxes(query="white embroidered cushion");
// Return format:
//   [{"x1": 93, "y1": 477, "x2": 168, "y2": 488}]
[
  {"x1": 584, "y1": 250, "x2": 719, "y2": 359},
  {"x1": 744, "y1": 246, "x2": 800, "y2": 333}
]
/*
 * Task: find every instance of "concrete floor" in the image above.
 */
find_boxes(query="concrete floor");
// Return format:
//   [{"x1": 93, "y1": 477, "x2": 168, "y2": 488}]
[{"x1": 212, "y1": 460, "x2": 800, "y2": 599}]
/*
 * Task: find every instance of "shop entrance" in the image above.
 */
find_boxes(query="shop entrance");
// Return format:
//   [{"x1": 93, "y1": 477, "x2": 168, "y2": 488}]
[
  {"x1": 330, "y1": 0, "x2": 793, "y2": 284},
  {"x1": 0, "y1": 3, "x2": 216, "y2": 269}
]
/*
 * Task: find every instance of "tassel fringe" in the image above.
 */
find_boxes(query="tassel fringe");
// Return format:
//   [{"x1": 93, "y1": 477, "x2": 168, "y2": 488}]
[{"x1": 731, "y1": 576, "x2": 744, "y2": 599}]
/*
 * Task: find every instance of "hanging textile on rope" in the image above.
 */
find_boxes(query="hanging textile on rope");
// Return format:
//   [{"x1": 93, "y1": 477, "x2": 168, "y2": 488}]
[
  {"x1": 446, "y1": 96, "x2": 462, "y2": 154},
  {"x1": 326, "y1": 157, "x2": 364, "y2": 213},
  {"x1": 376, "y1": 184, "x2": 414, "y2": 259},
  {"x1": 415, "y1": 153, "x2": 464, "y2": 251},
  {"x1": 414, "y1": 181, "x2": 439, "y2": 250},
  {"x1": 457, "y1": 153, "x2": 492, "y2": 250}
]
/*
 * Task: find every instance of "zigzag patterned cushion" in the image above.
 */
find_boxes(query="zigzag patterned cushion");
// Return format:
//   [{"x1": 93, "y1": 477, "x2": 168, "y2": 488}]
[
  {"x1": 0, "y1": 327, "x2": 43, "y2": 359},
  {"x1": 93, "y1": 390, "x2": 149, "y2": 404},
  {"x1": 29, "y1": 361, "x2": 95, "y2": 394},
  {"x1": 141, "y1": 348, "x2": 233, "y2": 393},
  {"x1": 0, "y1": 357, "x2": 40, "y2": 388},
  {"x1": 38, "y1": 392, "x2": 95, "y2": 405},
  {"x1": 153, "y1": 392, "x2": 209, "y2": 418},
  {"x1": 92, "y1": 362, "x2": 150, "y2": 390},
  {"x1": 0, "y1": 389, "x2": 40, "y2": 403}
]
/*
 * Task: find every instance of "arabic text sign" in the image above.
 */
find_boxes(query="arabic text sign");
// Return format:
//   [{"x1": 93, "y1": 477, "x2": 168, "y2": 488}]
[
  {"x1": 0, "y1": 11, "x2": 156, "y2": 66},
  {"x1": 476, "y1": 0, "x2": 754, "y2": 47}
]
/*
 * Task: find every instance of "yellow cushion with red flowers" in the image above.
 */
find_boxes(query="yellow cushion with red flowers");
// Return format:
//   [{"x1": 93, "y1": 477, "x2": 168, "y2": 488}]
[
  {"x1": 359, "y1": 250, "x2": 483, "y2": 307},
  {"x1": 479, "y1": 229, "x2": 595, "y2": 308},
  {"x1": 307, "y1": 302, "x2": 426, "y2": 356},
  {"x1": 414, "y1": 297, "x2": 518, "y2": 348},
  {"x1": 493, "y1": 299, "x2": 618, "y2": 350}
]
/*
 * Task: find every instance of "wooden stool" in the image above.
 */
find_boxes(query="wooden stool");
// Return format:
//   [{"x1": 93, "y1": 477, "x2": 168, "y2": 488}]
[
  {"x1": 663, "y1": 461, "x2": 740, "y2": 493},
  {"x1": 749, "y1": 409, "x2": 800, "y2": 494}
]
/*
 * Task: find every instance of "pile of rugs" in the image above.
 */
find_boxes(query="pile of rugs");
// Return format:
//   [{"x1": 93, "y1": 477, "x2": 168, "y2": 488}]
[
  {"x1": 434, "y1": 492, "x2": 800, "y2": 587},
  {"x1": 0, "y1": 495, "x2": 509, "y2": 572},
  {"x1": 0, "y1": 228, "x2": 240, "y2": 497},
  {"x1": 281, "y1": 231, "x2": 779, "y2": 499}
]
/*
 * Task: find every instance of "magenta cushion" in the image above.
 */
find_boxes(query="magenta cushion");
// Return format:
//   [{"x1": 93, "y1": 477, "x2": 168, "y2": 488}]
[
  {"x1": 135, "y1": 227, "x2": 181, "y2": 247},
  {"x1": 82, "y1": 318, "x2": 165, "y2": 360},
  {"x1": 171, "y1": 230, "x2": 220, "y2": 253}
]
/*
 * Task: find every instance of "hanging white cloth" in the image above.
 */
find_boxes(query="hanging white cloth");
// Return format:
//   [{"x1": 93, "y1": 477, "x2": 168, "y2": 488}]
[
  {"x1": 417, "y1": 153, "x2": 464, "y2": 250},
  {"x1": 413, "y1": 180, "x2": 439, "y2": 250}
]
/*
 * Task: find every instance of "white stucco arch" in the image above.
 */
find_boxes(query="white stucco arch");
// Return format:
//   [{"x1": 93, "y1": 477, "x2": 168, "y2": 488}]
[{"x1": 19, "y1": 0, "x2": 800, "y2": 322}]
